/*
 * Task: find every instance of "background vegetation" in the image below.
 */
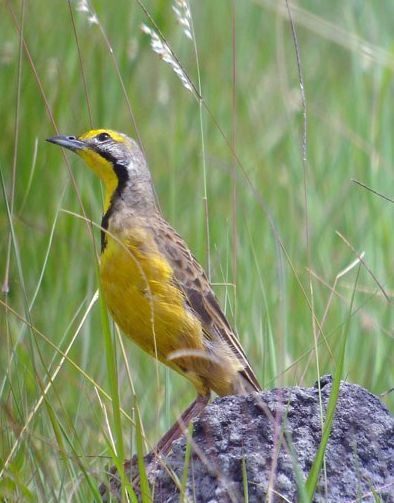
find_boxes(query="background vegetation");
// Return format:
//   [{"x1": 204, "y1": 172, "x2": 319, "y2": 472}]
[{"x1": 1, "y1": 0, "x2": 392, "y2": 500}]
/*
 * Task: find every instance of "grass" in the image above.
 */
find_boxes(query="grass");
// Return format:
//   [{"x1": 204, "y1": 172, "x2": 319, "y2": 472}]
[{"x1": 1, "y1": 0, "x2": 393, "y2": 500}]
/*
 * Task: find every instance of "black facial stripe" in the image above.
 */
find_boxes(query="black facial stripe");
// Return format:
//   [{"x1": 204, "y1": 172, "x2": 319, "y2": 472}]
[
  {"x1": 92, "y1": 146, "x2": 129, "y2": 194},
  {"x1": 99, "y1": 156, "x2": 130, "y2": 253},
  {"x1": 101, "y1": 210, "x2": 111, "y2": 253},
  {"x1": 93, "y1": 145, "x2": 128, "y2": 182},
  {"x1": 113, "y1": 163, "x2": 129, "y2": 191},
  {"x1": 93, "y1": 146, "x2": 117, "y2": 165}
]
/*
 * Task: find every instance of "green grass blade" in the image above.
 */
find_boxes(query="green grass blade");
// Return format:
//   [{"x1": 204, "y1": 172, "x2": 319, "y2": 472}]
[
  {"x1": 135, "y1": 398, "x2": 152, "y2": 503},
  {"x1": 98, "y1": 283, "x2": 127, "y2": 500},
  {"x1": 241, "y1": 456, "x2": 249, "y2": 503},
  {"x1": 305, "y1": 265, "x2": 361, "y2": 499},
  {"x1": 55, "y1": 412, "x2": 103, "y2": 501},
  {"x1": 179, "y1": 424, "x2": 193, "y2": 502}
]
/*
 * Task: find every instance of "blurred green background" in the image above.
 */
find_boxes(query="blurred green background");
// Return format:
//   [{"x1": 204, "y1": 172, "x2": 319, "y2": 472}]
[{"x1": 1, "y1": 0, "x2": 393, "y2": 499}]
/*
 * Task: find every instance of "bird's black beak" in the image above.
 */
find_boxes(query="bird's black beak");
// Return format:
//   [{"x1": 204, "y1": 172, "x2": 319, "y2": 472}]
[{"x1": 46, "y1": 135, "x2": 86, "y2": 151}]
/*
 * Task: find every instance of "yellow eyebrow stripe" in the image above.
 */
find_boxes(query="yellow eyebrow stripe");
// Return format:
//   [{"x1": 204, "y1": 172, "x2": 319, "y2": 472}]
[{"x1": 78, "y1": 129, "x2": 126, "y2": 143}]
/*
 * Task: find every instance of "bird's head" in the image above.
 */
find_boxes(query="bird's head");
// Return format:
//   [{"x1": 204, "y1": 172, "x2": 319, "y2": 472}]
[{"x1": 47, "y1": 129, "x2": 153, "y2": 212}]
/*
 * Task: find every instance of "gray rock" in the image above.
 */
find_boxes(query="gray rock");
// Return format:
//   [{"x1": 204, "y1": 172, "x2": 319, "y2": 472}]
[{"x1": 100, "y1": 377, "x2": 393, "y2": 502}]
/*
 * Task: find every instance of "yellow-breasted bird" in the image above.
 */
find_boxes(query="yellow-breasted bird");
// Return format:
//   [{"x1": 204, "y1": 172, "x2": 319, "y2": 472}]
[{"x1": 47, "y1": 129, "x2": 261, "y2": 454}]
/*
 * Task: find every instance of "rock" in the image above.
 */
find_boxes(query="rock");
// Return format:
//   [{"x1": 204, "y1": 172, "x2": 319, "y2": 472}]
[{"x1": 100, "y1": 377, "x2": 393, "y2": 502}]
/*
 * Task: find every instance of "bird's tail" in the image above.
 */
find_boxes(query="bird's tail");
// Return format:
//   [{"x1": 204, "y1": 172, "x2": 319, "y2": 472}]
[{"x1": 235, "y1": 366, "x2": 261, "y2": 394}]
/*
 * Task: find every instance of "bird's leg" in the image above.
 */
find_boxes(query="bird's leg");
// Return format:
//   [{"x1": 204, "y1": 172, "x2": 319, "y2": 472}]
[
  {"x1": 153, "y1": 393, "x2": 210, "y2": 457},
  {"x1": 128, "y1": 394, "x2": 210, "y2": 494}
]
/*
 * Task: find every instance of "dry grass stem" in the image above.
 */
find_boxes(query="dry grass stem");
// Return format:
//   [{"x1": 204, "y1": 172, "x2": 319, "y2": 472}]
[
  {"x1": 172, "y1": 0, "x2": 193, "y2": 40},
  {"x1": 141, "y1": 23, "x2": 193, "y2": 93},
  {"x1": 76, "y1": 0, "x2": 98, "y2": 25}
]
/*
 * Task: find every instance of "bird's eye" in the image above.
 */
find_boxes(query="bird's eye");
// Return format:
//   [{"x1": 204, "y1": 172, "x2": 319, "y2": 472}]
[{"x1": 96, "y1": 132, "x2": 111, "y2": 142}]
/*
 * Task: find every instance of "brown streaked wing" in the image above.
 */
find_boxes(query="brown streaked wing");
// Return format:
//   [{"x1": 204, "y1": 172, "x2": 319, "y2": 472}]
[{"x1": 152, "y1": 216, "x2": 261, "y2": 392}]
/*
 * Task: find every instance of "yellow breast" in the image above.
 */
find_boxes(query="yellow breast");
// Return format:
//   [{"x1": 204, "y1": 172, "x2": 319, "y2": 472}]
[{"x1": 99, "y1": 225, "x2": 204, "y2": 371}]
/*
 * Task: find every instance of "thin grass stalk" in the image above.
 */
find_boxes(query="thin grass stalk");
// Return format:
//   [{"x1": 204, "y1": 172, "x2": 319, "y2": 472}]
[
  {"x1": 305, "y1": 264, "x2": 361, "y2": 498},
  {"x1": 241, "y1": 457, "x2": 249, "y2": 503},
  {"x1": 0, "y1": 290, "x2": 99, "y2": 479},
  {"x1": 98, "y1": 284, "x2": 127, "y2": 501},
  {"x1": 231, "y1": 0, "x2": 238, "y2": 300},
  {"x1": 135, "y1": 401, "x2": 152, "y2": 502},
  {"x1": 176, "y1": 2, "x2": 211, "y2": 279},
  {"x1": 179, "y1": 424, "x2": 193, "y2": 502},
  {"x1": 55, "y1": 413, "x2": 103, "y2": 501}
]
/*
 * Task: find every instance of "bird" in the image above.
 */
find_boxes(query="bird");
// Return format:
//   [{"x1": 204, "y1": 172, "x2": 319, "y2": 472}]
[{"x1": 47, "y1": 129, "x2": 261, "y2": 455}]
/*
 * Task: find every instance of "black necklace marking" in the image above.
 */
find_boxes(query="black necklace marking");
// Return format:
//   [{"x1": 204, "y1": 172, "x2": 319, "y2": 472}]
[
  {"x1": 100, "y1": 160, "x2": 129, "y2": 253},
  {"x1": 100, "y1": 209, "x2": 112, "y2": 253}
]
